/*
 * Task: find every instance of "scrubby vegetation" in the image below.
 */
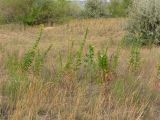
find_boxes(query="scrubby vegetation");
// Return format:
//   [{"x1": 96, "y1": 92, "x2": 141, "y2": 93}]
[
  {"x1": 125, "y1": 0, "x2": 160, "y2": 46},
  {"x1": 0, "y1": 19, "x2": 160, "y2": 120},
  {"x1": 0, "y1": 0, "x2": 132, "y2": 25},
  {"x1": 0, "y1": 0, "x2": 160, "y2": 120},
  {"x1": 108, "y1": 0, "x2": 132, "y2": 17},
  {"x1": 0, "y1": 0, "x2": 72, "y2": 25},
  {"x1": 82, "y1": 0, "x2": 108, "y2": 18}
]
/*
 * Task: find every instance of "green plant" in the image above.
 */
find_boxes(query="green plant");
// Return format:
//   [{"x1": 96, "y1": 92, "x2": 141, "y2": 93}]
[
  {"x1": 83, "y1": 45, "x2": 97, "y2": 81},
  {"x1": 97, "y1": 47, "x2": 120, "y2": 82},
  {"x1": 98, "y1": 49, "x2": 110, "y2": 82},
  {"x1": 75, "y1": 28, "x2": 88, "y2": 69},
  {"x1": 129, "y1": 45, "x2": 141, "y2": 72},
  {"x1": 21, "y1": 25, "x2": 43, "y2": 72},
  {"x1": 4, "y1": 25, "x2": 52, "y2": 101},
  {"x1": 85, "y1": 45, "x2": 95, "y2": 65}
]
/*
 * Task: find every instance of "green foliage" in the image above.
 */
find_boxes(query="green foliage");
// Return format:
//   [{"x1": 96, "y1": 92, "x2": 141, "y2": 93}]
[
  {"x1": 0, "y1": 0, "x2": 71, "y2": 25},
  {"x1": 85, "y1": 45, "x2": 95, "y2": 65},
  {"x1": 107, "y1": 0, "x2": 132, "y2": 17},
  {"x1": 123, "y1": 33, "x2": 141, "y2": 47},
  {"x1": 98, "y1": 49, "x2": 110, "y2": 81},
  {"x1": 126, "y1": 0, "x2": 160, "y2": 46},
  {"x1": 83, "y1": 45, "x2": 97, "y2": 81},
  {"x1": 21, "y1": 25, "x2": 43, "y2": 72},
  {"x1": 4, "y1": 26, "x2": 52, "y2": 101},
  {"x1": 98, "y1": 49, "x2": 109, "y2": 73},
  {"x1": 129, "y1": 45, "x2": 141, "y2": 72},
  {"x1": 97, "y1": 47, "x2": 120, "y2": 82},
  {"x1": 83, "y1": 0, "x2": 108, "y2": 18}
]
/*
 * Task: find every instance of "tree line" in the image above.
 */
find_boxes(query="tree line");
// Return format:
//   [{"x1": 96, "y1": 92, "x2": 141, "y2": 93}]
[{"x1": 0, "y1": 0, "x2": 132, "y2": 25}]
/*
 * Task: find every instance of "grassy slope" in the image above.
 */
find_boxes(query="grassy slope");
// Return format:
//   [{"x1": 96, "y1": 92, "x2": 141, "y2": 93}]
[{"x1": 0, "y1": 18, "x2": 160, "y2": 120}]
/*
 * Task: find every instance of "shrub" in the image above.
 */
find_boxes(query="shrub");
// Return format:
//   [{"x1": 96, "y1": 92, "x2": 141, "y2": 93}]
[
  {"x1": 107, "y1": 0, "x2": 132, "y2": 17},
  {"x1": 126, "y1": 0, "x2": 160, "y2": 46},
  {"x1": 0, "y1": 0, "x2": 71, "y2": 25},
  {"x1": 83, "y1": 0, "x2": 108, "y2": 18}
]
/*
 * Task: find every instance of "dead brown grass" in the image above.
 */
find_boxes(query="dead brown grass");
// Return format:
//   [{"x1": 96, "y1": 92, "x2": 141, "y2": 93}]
[{"x1": 0, "y1": 18, "x2": 160, "y2": 120}]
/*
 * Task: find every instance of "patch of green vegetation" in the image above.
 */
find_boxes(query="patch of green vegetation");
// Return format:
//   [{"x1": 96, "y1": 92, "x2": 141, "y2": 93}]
[{"x1": 4, "y1": 25, "x2": 52, "y2": 100}]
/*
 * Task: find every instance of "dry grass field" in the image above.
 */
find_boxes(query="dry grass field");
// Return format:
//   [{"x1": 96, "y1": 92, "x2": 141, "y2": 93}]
[{"x1": 0, "y1": 18, "x2": 160, "y2": 120}]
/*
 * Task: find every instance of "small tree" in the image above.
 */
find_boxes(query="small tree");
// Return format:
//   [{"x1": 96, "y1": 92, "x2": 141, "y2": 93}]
[{"x1": 84, "y1": 0, "x2": 108, "y2": 18}]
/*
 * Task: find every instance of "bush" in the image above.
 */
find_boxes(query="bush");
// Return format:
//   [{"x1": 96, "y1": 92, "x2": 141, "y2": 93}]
[
  {"x1": 107, "y1": 0, "x2": 132, "y2": 17},
  {"x1": 0, "y1": 0, "x2": 71, "y2": 25},
  {"x1": 83, "y1": 0, "x2": 108, "y2": 18},
  {"x1": 126, "y1": 0, "x2": 160, "y2": 46}
]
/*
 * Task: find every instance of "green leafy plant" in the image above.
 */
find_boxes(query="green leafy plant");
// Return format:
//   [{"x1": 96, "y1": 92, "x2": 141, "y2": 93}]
[
  {"x1": 21, "y1": 25, "x2": 43, "y2": 72},
  {"x1": 75, "y1": 28, "x2": 88, "y2": 69},
  {"x1": 83, "y1": 45, "x2": 97, "y2": 81},
  {"x1": 97, "y1": 47, "x2": 120, "y2": 82},
  {"x1": 85, "y1": 45, "x2": 95, "y2": 65},
  {"x1": 129, "y1": 45, "x2": 141, "y2": 72},
  {"x1": 4, "y1": 25, "x2": 52, "y2": 101},
  {"x1": 98, "y1": 49, "x2": 110, "y2": 82}
]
